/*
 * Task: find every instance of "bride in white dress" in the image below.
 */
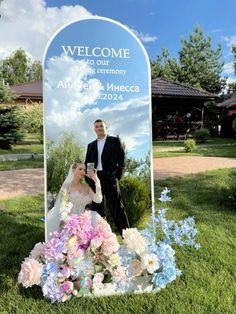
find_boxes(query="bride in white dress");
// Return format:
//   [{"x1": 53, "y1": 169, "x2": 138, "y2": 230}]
[{"x1": 46, "y1": 161, "x2": 103, "y2": 240}]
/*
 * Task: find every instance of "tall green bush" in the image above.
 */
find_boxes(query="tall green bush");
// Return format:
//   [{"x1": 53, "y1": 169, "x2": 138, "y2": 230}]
[
  {"x1": 0, "y1": 106, "x2": 24, "y2": 149},
  {"x1": 119, "y1": 176, "x2": 150, "y2": 227},
  {"x1": 18, "y1": 104, "x2": 43, "y2": 143},
  {"x1": 47, "y1": 132, "x2": 85, "y2": 193},
  {"x1": 193, "y1": 128, "x2": 210, "y2": 143},
  {"x1": 184, "y1": 139, "x2": 196, "y2": 152},
  {"x1": 232, "y1": 118, "x2": 236, "y2": 133}
]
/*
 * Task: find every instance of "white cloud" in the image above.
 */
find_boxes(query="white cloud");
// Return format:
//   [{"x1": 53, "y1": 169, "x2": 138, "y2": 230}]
[
  {"x1": 0, "y1": 0, "x2": 92, "y2": 60},
  {"x1": 129, "y1": 27, "x2": 157, "y2": 43},
  {"x1": 45, "y1": 55, "x2": 150, "y2": 157},
  {"x1": 45, "y1": 55, "x2": 102, "y2": 127},
  {"x1": 223, "y1": 61, "x2": 234, "y2": 75},
  {"x1": 223, "y1": 35, "x2": 236, "y2": 48}
]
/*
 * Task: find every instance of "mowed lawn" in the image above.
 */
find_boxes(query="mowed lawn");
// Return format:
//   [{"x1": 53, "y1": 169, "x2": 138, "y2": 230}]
[
  {"x1": 153, "y1": 137, "x2": 236, "y2": 158},
  {"x1": 0, "y1": 168, "x2": 235, "y2": 313}
]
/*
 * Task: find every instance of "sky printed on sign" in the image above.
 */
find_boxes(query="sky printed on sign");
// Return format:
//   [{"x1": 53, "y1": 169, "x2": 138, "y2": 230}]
[{"x1": 44, "y1": 19, "x2": 151, "y2": 159}]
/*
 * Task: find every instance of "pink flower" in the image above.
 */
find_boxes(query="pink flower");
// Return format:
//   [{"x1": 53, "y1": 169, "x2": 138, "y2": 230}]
[
  {"x1": 112, "y1": 266, "x2": 126, "y2": 282},
  {"x1": 128, "y1": 259, "x2": 143, "y2": 276},
  {"x1": 62, "y1": 281, "x2": 74, "y2": 294},
  {"x1": 18, "y1": 258, "x2": 43, "y2": 288},
  {"x1": 101, "y1": 234, "x2": 120, "y2": 256},
  {"x1": 30, "y1": 242, "x2": 45, "y2": 262},
  {"x1": 90, "y1": 237, "x2": 103, "y2": 251}
]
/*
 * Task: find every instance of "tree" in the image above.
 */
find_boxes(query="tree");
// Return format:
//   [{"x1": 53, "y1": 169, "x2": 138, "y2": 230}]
[
  {"x1": 151, "y1": 26, "x2": 226, "y2": 94},
  {"x1": 0, "y1": 107, "x2": 24, "y2": 149},
  {"x1": 0, "y1": 49, "x2": 42, "y2": 85},
  {"x1": 226, "y1": 45, "x2": 236, "y2": 93},
  {"x1": 151, "y1": 48, "x2": 179, "y2": 80},
  {"x1": 177, "y1": 27, "x2": 226, "y2": 93},
  {"x1": 0, "y1": 83, "x2": 16, "y2": 103},
  {"x1": 233, "y1": 45, "x2": 236, "y2": 74}
]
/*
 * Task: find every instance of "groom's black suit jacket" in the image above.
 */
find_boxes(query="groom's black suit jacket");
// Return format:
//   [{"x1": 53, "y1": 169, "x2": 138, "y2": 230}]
[{"x1": 85, "y1": 135, "x2": 125, "y2": 181}]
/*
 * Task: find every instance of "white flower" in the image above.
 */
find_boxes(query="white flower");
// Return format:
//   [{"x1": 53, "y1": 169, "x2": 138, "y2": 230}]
[
  {"x1": 122, "y1": 228, "x2": 148, "y2": 255},
  {"x1": 108, "y1": 254, "x2": 121, "y2": 267},
  {"x1": 141, "y1": 253, "x2": 159, "y2": 274},
  {"x1": 92, "y1": 273, "x2": 104, "y2": 290},
  {"x1": 59, "y1": 201, "x2": 73, "y2": 221}
]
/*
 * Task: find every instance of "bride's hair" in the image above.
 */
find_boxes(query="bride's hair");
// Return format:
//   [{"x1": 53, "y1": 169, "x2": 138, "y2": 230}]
[{"x1": 72, "y1": 159, "x2": 84, "y2": 169}]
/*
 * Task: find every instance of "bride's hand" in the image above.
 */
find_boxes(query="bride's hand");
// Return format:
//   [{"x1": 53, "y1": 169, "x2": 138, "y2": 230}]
[{"x1": 85, "y1": 169, "x2": 98, "y2": 181}]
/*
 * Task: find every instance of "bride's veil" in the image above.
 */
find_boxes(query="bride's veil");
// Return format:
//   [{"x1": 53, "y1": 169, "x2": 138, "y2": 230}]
[{"x1": 46, "y1": 165, "x2": 74, "y2": 240}]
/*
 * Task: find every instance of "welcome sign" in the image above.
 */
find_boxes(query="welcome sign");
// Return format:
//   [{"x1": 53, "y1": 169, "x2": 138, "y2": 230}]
[{"x1": 43, "y1": 17, "x2": 154, "y2": 298}]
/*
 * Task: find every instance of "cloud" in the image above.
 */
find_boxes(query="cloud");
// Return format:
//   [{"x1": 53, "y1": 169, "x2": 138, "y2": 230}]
[
  {"x1": 223, "y1": 61, "x2": 234, "y2": 75},
  {"x1": 44, "y1": 55, "x2": 150, "y2": 157},
  {"x1": 223, "y1": 35, "x2": 236, "y2": 48},
  {"x1": 129, "y1": 27, "x2": 157, "y2": 43},
  {"x1": 45, "y1": 55, "x2": 102, "y2": 127},
  {"x1": 0, "y1": 0, "x2": 92, "y2": 60}
]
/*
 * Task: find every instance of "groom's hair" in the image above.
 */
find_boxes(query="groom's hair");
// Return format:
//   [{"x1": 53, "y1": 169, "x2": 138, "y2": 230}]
[{"x1": 94, "y1": 119, "x2": 107, "y2": 125}]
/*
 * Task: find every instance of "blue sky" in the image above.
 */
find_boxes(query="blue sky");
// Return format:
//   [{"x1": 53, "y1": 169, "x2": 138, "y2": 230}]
[
  {"x1": 0, "y1": 0, "x2": 235, "y2": 80},
  {"x1": 44, "y1": 0, "x2": 236, "y2": 80}
]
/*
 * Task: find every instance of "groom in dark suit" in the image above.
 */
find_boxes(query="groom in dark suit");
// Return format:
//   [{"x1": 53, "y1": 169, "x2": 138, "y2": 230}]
[{"x1": 85, "y1": 119, "x2": 130, "y2": 235}]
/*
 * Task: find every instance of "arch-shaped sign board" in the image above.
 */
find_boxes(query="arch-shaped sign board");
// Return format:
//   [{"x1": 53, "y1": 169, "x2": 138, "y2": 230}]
[{"x1": 43, "y1": 17, "x2": 154, "y2": 242}]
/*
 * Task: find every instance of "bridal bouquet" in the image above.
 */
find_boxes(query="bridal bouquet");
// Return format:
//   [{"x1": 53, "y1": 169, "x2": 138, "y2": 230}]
[{"x1": 18, "y1": 188, "x2": 200, "y2": 302}]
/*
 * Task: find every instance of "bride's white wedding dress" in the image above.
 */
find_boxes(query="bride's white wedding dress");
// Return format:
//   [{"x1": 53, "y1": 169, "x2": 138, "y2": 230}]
[{"x1": 46, "y1": 176, "x2": 102, "y2": 240}]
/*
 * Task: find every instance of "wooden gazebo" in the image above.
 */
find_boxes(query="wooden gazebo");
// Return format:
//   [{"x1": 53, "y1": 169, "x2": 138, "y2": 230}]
[
  {"x1": 152, "y1": 77, "x2": 216, "y2": 140},
  {"x1": 217, "y1": 92, "x2": 236, "y2": 137}
]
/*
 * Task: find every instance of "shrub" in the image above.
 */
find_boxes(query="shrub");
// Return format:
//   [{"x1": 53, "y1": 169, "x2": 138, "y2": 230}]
[
  {"x1": 119, "y1": 176, "x2": 150, "y2": 227},
  {"x1": 193, "y1": 128, "x2": 210, "y2": 143},
  {"x1": 18, "y1": 103, "x2": 43, "y2": 143},
  {"x1": 232, "y1": 118, "x2": 236, "y2": 132},
  {"x1": 184, "y1": 139, "x2": 196, "y2": 152},
  {"x1": 47, "y1": 132, "x2": 85, "y2": 193},
  {"x1": 219, "y1": 169, "x2": 236, "y2": 210},
  {"x1": 0, "y1": 106, "x2": 24, "y2": 149}
]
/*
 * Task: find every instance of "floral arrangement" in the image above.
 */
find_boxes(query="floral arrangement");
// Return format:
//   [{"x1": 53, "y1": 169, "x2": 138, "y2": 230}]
[{"x1": 18, "y1": 188, "x2": 200, "y2": 302}]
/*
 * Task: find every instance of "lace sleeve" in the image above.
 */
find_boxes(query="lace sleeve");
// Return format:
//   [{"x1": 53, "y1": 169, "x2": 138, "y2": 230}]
[{"x1": 89, "y1": 177, "x2": 103, "y2": 203}]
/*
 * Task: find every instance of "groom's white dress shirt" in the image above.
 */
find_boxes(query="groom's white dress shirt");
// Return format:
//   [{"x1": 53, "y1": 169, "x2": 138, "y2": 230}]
[{"x1": 96, "y1": 134, "x2": 108, "y2": 171}]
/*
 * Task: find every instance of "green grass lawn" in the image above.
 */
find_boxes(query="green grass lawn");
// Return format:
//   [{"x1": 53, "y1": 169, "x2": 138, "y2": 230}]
[
  {"x1": 0, "y1": 169, "x2": 235, "y2": 313},
  {"x1": 0, "y1": 143, "x2": 44, "y2": 155},
  {"x1": 153, "y1": 135, "x2": 236, "y2": 158},
  {"x1": 0, "y1": 160, "x2": 44, "y2": 171},
  {"x1": 153, "y1": 145, "x2": 236, "y2": 158}
]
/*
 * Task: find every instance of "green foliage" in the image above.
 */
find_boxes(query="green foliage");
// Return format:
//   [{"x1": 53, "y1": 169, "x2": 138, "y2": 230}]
[
  {"x1": 232, "y1": 45, "x2": 236, "y2": 74},
  {"x1": 0, "y1": 106, "x2": 24, "y2": 149},
  {"x1": 0, "y1": 49, "x2": 42, "y2": 85},
  {"x1": 220, "y1": 169, "x2": 236, "y2": 210},
  {"x1": 232, "y1": 118, "x2": 236, "y2": 132},
  {"x1": 193, "y1": 128, "x2": 210, "y2": 143},
  {"x1": 151, "y1": 48, "x2": 179, "y2": 80},
  {"x1": 0, "y1": 83, "x2": 16, "y2": 103},
  {"x1": 203, "y1": 101, "x2": 220, "y2": 135},
  {"x1": 120, "y1": 176, "x2": 150, "y2": 227},
  {"x1": 151, "y1": 26, "x2": 226, "y2": 93},
  {"x1": 19, "y1": 104, "x2": 43, "y2": 143},
  {"x1": 184, "y1": 139, "x2": 196, "y2": 152},
  {"x1": 47, "y1": 132, "x2": 85, "y2": 193}
]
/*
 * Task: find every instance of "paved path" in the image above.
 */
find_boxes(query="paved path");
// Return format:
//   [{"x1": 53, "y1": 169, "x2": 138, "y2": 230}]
[
  {"x1": 0, "y1": 153, "x2": 43, "y2": 161},
  {"x1": 153, "y1": 156, "x2": 236, "y2": 180},
  {"x1": 0, "y1": 168, "x2": 44, "y2": 200},
  {"x1": 1, "y1": 156, "x2": 236, "y2": 199}
]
